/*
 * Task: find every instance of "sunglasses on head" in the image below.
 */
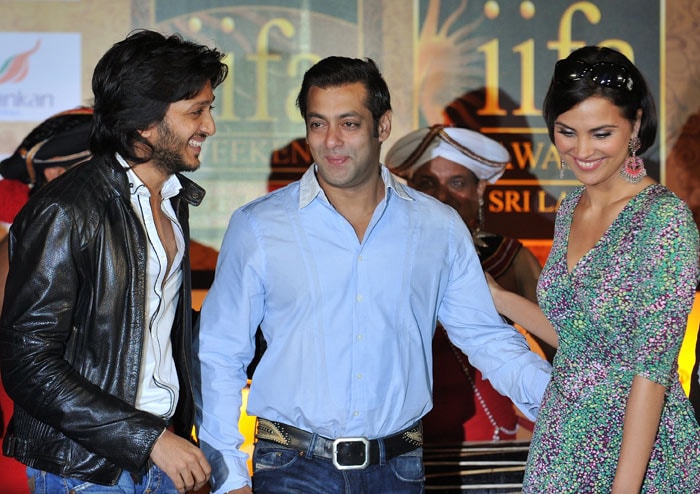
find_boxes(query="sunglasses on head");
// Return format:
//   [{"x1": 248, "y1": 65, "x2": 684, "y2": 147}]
[{"x1": 554, "y1": 59, "x2": 634, "y2": 91}]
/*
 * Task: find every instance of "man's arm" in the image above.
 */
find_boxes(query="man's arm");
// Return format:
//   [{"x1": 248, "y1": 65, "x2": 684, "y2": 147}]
[
  {"x1": 195, "y1": 209, "x2": 262, "y2": 492},
  {"x1": 0, "y1": 201, "x2": 166, "y2": 473},
  {"x1": 439, "y1": 221, "x2": 552, "y2": 420}
]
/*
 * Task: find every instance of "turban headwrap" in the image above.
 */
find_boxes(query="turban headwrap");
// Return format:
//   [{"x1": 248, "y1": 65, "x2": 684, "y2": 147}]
[{"x1": 385, "y1": 125, "x2": 509, "y2": 183}]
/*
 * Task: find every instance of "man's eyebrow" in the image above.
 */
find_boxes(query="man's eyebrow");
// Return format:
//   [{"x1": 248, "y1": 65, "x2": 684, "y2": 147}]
[{"x1": 307, "y1": 111, "x2": 362, "y2": 120}]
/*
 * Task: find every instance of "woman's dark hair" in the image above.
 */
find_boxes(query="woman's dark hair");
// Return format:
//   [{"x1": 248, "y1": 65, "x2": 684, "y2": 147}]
[
  {"x1": 296, "y1": 57, "x2": 391, "y2": 136},
  {"x1": 542, "y1": 46, "x2": 657, "y2": 154},
  {"x1": 90, "y1": 30, "x2": 228, "y2": 163}
]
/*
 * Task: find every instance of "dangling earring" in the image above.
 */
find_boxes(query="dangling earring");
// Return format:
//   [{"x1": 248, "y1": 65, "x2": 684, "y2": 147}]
[
  {"x1": 477, "y1": 197, "x2": 485, "y2": 233},
  {"x1": 472, "y1": 197, "x2": 488, "y2": 250},
  {"x1": 560, "y1": 159, "x2": 566, "y2": 179},
  {"x1": 620, "y1": 136, "x2": 646, "y2": 184}
]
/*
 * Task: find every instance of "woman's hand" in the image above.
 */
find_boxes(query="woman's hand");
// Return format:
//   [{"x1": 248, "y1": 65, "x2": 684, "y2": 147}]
[{"x1": 484, "y1": 271, "x2": 558, "y2": 349}]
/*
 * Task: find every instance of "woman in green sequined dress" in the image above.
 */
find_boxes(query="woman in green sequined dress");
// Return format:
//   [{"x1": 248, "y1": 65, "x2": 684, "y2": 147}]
[{"x1": 488, "y1": 46, "x2": 700, "y2": 492}]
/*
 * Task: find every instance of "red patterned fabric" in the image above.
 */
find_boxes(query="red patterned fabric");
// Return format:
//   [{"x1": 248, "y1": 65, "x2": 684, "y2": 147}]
[
  {"x1": 0, "y1": 178, "x2": 30, "y2": 225},
  {"x1": 462, "y1": 369, "x2": 519, "y2": 441},
  {"x1": 479, "y1": 235, "x2": 522, "y2": 279}
]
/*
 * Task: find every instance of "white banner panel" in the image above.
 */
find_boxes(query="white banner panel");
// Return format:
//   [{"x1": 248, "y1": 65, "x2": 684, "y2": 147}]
[{"x1": 0, "y1": 32, "x2": 81, "y2": 122}]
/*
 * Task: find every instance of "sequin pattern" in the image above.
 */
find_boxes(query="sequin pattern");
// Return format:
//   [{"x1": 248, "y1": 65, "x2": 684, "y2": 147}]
[{"x1": 523, "y1": 185, "x2": 700, "y2": 493}]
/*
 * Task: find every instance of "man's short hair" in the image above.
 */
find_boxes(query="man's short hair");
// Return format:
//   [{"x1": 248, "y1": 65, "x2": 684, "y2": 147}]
[{"x1": 296, "y1": 56, "x2": 391, "y2": 136}]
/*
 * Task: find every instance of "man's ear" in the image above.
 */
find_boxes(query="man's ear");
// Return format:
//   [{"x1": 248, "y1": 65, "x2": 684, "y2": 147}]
[
  {"x1": 139, "y1": 127, "x2": 153, "y2": 139},
  {"x1": 377, "y1": 111, "x2": 392, "y2": 142},
  {"x1": 476, "y1": 179, "x2": 488, "y2": 199}
]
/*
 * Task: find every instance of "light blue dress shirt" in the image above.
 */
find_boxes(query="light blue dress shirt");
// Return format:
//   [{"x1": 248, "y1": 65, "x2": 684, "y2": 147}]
[{"x1": 196, "y1": 165, "x2": 552, "y2": 492}]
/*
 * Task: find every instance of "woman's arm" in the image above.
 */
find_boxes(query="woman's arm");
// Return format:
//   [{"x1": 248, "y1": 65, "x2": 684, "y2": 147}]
[
  {"x1": 485, "y1": 272, "x2": 559, "y2": 348},
  {"x1": 612, "y1": 375, "x2": 665, "y2": 493},
  {"x1": 512, "y1": 246, "x2": 542, "y2": 304}
]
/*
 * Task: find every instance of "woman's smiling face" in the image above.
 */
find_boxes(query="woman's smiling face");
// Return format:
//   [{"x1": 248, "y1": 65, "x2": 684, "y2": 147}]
[{"x1": 554, "y1": 95, "x2": 640, "y2": 187}]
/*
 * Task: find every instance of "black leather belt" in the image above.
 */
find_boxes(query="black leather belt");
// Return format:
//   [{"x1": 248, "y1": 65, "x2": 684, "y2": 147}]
[{"x1": 256, "y1": 418, "x2": 423, "y2": 470}]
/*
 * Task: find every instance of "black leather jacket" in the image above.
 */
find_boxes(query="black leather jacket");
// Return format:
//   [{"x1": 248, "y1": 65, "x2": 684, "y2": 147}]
[{"x1": 0, "y1": 154, "x2": 204, "y2": 484}]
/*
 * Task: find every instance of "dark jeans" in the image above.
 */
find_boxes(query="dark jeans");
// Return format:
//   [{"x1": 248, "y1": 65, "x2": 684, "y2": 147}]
[
  {"x1": 252, "y1": 438, "x2": 425, "y2": 493},
  {"x1": 26, "y1": 465, "x2": 179, "y2": 494}
]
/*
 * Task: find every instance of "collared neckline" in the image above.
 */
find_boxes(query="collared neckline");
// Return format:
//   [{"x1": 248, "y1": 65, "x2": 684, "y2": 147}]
[
  {"x1": 115, "y1": 153, "x2": 182, "y2": 200},
  {"x1": 298, "y1": 163, "x2": 414, "y2": 210}
]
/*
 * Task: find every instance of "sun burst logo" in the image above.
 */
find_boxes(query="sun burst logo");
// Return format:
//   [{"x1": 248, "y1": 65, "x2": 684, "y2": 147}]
[{"x1": 0, "y1": 40, "x2": 41, "y2": 84}]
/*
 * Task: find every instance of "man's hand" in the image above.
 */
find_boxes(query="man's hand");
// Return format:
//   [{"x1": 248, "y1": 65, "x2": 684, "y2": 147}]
[{"x1": 150, "y1": 429, "x2": 212, "y2": 493}]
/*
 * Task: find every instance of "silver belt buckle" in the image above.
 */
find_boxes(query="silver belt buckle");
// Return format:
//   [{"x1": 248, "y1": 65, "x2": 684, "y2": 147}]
[{"x1": 332, "y1": 437, "x2": 370, "y2": 470}]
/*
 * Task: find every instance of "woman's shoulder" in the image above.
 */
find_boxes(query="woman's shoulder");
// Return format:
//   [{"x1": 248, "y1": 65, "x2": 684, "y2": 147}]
[
  {"x1": 633, "y1": 184, "x2": 698, "y2": 242},
  {"x1": 635, "y1": 183, "x2": 693, "y2": 218}
]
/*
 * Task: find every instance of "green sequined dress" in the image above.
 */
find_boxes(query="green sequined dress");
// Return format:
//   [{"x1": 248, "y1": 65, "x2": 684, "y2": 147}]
[{"x1": 523, "y1": 185, "x2": 700, "y2": 493}]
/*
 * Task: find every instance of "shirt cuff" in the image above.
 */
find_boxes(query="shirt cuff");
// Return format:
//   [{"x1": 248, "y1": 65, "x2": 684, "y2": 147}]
[
  {"x1": 521, "y1": 365, "x2": 552, "y2": 421},
  {"x1": 202, "y1": 442, "x2": 251, "y2": 493}
]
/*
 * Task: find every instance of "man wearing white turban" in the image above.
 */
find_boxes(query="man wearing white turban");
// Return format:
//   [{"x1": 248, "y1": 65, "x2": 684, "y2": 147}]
[{"x1": 386, "y1": 125, "x2": 552, "y2": 444}]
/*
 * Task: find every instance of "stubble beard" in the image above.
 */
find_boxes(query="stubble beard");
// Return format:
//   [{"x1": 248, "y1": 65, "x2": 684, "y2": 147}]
[{"x1": 151, "y1": 120, "x2": 200, "y2": 175}]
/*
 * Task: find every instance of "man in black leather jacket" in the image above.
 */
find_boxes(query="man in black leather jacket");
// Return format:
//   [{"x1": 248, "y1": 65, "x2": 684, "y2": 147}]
[{"x1": 0, "y1": 30, "x2": 227, "y2": 493}]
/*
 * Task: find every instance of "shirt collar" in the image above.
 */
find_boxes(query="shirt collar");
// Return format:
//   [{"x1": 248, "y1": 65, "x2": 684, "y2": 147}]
[
  {"x1": 115, "y1": 153, "x2": 183, "y2": 200},
  {"x1": 298, "y1": 163, "x2": 414, "y2": 209}
]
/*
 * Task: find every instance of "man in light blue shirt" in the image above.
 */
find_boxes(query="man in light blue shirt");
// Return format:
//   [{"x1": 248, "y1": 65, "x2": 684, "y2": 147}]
[{"x1": 195, "y1": 56, "x2": 551, "y2": 494}]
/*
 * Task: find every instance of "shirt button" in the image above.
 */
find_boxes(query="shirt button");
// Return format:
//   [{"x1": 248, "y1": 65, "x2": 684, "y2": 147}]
[
  {"x1": 357, "y1": 334, "x2": 363, "y2": 341},
  {"x1": 353, "y1": 411, "x2": 360, "y2": 417},
  {"x1": 357, "y1": 373, "x2": 363, "y2": 380},
  {"x1": 356, "y1": 295, "x2": 363, "y2": 302}
]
